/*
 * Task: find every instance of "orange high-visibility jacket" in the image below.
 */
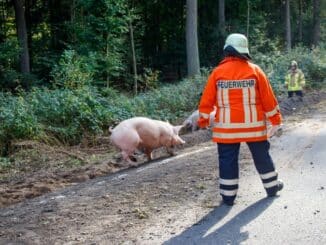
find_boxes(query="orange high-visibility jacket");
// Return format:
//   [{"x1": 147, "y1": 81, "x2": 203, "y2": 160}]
[{"x1": 198, "y1": 57, "x2": 282, "y2": 143}]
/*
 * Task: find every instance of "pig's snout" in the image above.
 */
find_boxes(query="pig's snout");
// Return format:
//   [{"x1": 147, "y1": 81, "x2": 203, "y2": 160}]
[
  {"x1": 172, "y1": 135, "x2": 185, "y2": 145},
  {"x1": 183, "y1": 119, "x2": 192, "y2": 129}
]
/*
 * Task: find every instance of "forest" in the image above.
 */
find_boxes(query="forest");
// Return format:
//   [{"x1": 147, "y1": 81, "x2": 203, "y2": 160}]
[{"x1": 0, "y1": 0, "x2": 325, "y2": 155}]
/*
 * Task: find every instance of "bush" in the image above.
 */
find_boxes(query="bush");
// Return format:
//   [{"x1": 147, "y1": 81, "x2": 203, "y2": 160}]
[
  {"x1": 0, "y1": 72, "x2": 209, "y2": 155},
  {"x1": 50, "y1": 50, "x2": 95, "y2": 89},
  {"x1": 0, "y1": 39, "x2": 22, "y2": 90},
  {"x1": 27, "y1": 87, "x2": 113, "y2": 144},
  {"x1": 137, "y1": 68, "x2": 161, "y2": 92},
  {"x1": 130, "y1": 71, "x2": 208, "y2": 121},
  {"x1": 253, "y1": 45, "x2": 326, "y2": 93},
  {"x1": 0, "y1": 93, "x2": 43, "y2": 155},
  {"x1": 1, "y1": 50, "x2": 324, "y2": 156}
]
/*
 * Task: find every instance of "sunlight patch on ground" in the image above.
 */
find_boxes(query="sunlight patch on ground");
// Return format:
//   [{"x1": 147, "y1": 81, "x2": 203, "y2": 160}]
[{"x1": 136, "y1": 145, "x2": 216, "y2": 173}]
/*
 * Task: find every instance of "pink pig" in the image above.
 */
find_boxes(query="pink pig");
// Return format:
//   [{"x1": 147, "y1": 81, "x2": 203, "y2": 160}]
[{"x1": 110, "y1": 117, "x2": 185, "y2": 163}]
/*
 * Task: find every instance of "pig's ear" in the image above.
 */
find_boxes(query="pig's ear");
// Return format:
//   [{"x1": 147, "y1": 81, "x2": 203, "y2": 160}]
[{"x1": 173, "y1": 125, "x2": 184, "y2": 134}]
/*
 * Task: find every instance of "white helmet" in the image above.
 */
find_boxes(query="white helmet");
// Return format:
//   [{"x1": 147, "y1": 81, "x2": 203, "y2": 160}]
[
  {"x1": 224, "y1": 33, "x2": 250, "y2": 55},
  {"x1": 291, "y1": 60, "x2": 297, "y2": 67}
]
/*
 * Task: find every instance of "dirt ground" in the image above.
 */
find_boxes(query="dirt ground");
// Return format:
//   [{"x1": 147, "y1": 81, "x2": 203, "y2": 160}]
[
  {"x1": 0, "y1": 122, "x2": 213, "y2": 208},
  {"x1": 0, "y1": 90, "x2": 325, "y2": 244},
  {"x1": 0, "y1": 91, "x2": 325, "y2": 208}
]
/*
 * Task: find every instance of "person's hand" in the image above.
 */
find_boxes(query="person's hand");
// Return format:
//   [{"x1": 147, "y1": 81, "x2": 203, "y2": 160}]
[
  {"x1": 197, "y1": 117, "x2": 209, "y2": 129},
  {"x1": 267, "y1": 124, "x2": 283, "y2": 138}
]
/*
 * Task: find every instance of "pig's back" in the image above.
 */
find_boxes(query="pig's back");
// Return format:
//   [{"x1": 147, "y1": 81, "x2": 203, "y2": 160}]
[
  {"x1": 113, "y1": 116, "x2": 157, "y2": 134},
  {"x1": 134, "y1": 118, "x2": 171, "y2": 146},
  {"x1": 132, "y1": 117, "x2": 174, "y2": 147}
]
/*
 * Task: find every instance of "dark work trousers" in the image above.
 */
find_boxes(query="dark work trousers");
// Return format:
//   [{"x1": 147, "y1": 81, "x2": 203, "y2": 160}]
[
  {"x1": 288, "y1": 90, "x2": 303, "y2": 98},
  {"x1": 217, "y1": 141, "x2": 279, "y2": 203}
]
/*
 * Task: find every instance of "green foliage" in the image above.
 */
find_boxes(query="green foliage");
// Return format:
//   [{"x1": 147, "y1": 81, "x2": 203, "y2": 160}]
[
  {"x1": 66, "y1": 0, "x2": 130, "y2": 86},
  {"x1": 138, "y1": 68, "x2": 160, "y2": 92},
  {"x1": 127, "y1": 70, "x2": 208, "y2": 122},
  {"x1": 0, "y1": 39, "x2": 19, "y2": 66},
  {"x1": 0, "y1": 51, "x2": 325, "y2": 156},
  {"x1": 27, "y1": 87, "x2": 113, "y2": 143},
  {"x1": 0, "y1": 93, "x2": 43, "y2": 155},
  {"x1": 0, "y1": 157, "x2": 11, "y2": 173},
  {"x1": 304, "y1": 45, "x2": 326, "y2": 88},
  {"x1": 248, "y1": 16, "x2": 282, "y2": 54},
  {"x1": 0, "y1": 72, "x2": 209, "y2": 155},
  {"x1": 253, "y1": 45, "x2": 326, "y2": 93},
  {"x1": 0, "y1": 39, "x2": 21, "y2": 90},
  {"x1": 2, "y1": 0, "x2": 324, "y2": 90},
  {"x1": 50, "y1": 50, "x2": 94, "y2": 89}
]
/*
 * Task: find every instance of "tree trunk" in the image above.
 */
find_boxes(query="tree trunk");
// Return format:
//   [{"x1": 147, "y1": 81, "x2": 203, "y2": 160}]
[
  {"x1": 218, "y1": 0, "x2": 225, "y2": 33},
  {"x1": 12, "y1": 0, "x2": 30, "y2": 74},
  {"x1": 70, "y1": 0, "x2": 76, "y2": 43},
  {"x1": 298, "y1": 0, "x2": 303, "y2": 42},
  {"x1": 186, "y1": 0, "x2": 200, "y2": 77},
  {"x1": 312, "y1": 0, "x2": 320, "y2": 47},
  {"x1": 129, "y1": 18, "x2": 138, "y2": 95},
  {"x1": 49, "y1": 0, "x2": 62, "y2": 49},
  {"x1": 285, "y1": 0, "x2": 291, "y2": 51},
  {"x1": 246, "y1": 0, "x2": 250, "y2": 38},
  {"x1": 106, "y1": 34, "x2": 110, "y2": 87},
  {"x1": 0, "y1": 1, "x2": 6, "y2": 42},
  {"x1": 217, "y1": 0, "x2": 226, "y2": 56}
]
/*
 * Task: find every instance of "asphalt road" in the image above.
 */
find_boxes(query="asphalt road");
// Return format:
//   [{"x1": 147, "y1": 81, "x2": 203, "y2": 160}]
[{"x1": 164, "y1": 112, "x2": 326, "y2": 245}]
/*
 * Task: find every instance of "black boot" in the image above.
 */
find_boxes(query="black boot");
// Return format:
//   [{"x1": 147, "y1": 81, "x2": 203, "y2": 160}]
[{"x1": 267, "y1": 180, "x2": 284, "y2": 197}]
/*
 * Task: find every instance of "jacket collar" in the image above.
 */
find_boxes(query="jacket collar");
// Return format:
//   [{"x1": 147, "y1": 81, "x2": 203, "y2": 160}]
[{"x1": 219, "y1": 56, "x2": 249, "y2": 65}]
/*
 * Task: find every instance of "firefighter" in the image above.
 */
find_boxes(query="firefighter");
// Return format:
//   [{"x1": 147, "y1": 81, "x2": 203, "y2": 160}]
[
  {"x1": 197, "y1": 33, "x2": 283, "y2": 206},
  {"x1": 285, "y1": 60, "x2": 306, "y2": 98}
]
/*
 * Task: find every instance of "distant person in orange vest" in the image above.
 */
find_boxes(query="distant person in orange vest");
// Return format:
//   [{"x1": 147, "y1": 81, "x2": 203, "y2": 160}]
[
  {"x1": 285, "y1": 60, "x2": 306, "y2": 98},
  {"x1": 197, "y1": 33, "x2": 283, "y2": 206}
]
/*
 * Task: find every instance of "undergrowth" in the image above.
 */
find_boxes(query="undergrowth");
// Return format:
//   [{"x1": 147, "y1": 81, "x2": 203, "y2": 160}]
[{"x1": 0, "y1": 45, "x2": 325, "y2": 156}]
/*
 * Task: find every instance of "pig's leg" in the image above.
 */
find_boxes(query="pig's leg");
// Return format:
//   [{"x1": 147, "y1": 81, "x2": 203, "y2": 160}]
[
  {"x1": 166, "y1": 146, "x2": 176, "y2": 156},
  {"x1": 121, "y1": 151, "x2": 133, "y2": 162},
  {"x1": 119, "y1": 131, "x2": 141, "y2": 165},
  {"x1": 121, "y1": 151, "x2": 138, "y2": 167},
  {"x1": 144, "y1": 148, "x2": 153, "y2": 161}
]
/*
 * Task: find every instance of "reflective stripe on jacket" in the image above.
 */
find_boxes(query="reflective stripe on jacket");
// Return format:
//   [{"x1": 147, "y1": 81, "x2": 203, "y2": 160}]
[
  {"x1": 198, "y1": 57, "x2": 282, "y2": 143},
  {"x1": 285, "y1": 69, "x2": 305, "y2": 91}
]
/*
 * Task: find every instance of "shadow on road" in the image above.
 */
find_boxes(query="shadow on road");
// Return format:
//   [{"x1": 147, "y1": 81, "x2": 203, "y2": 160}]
[{"x1": 164, "y1": 197, "x2": 275, "y2": 245}]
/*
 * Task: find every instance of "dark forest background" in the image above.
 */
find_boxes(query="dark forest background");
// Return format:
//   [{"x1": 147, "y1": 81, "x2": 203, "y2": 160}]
[
  {"x1": 1, "y1": 0, "x2": 324, "y2": 91},
  {"x1": 0, "y1": 0, "x2": 325, "y2": 155}
]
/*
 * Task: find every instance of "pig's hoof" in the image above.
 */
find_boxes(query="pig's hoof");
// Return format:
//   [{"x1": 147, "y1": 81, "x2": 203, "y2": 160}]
[
  {"x1": 114, "y1": 154, "x2": 123, "y2": 161},
  {"x1": 128, "y1": 162, "x2": 138, "y2": 168}
]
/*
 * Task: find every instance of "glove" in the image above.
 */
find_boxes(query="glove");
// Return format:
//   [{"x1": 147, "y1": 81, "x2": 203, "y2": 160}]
[
  {"x1": 197, "y1": 117, "x2": 209, "y2": 129},
  {"x1": 267, "y1": 125, "x2": 283, "y2": 138}
]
